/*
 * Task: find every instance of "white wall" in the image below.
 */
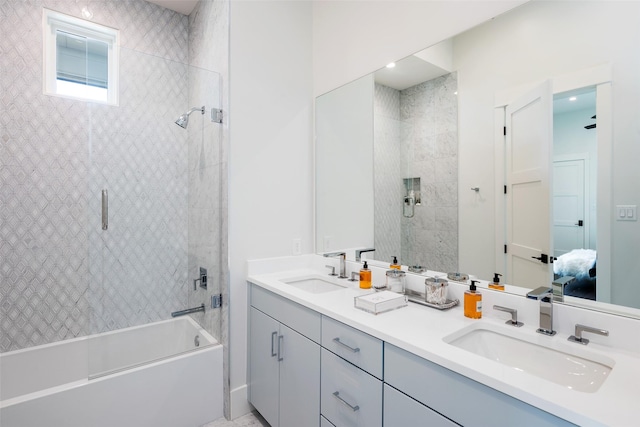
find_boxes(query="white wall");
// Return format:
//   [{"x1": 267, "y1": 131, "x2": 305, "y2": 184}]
[
  {"x1": 453, "y1": 1, "x2": 640, "y2": 306},
  {"x1": 312, "y1": 0, "x2": 527, "y2": 96},
  {"x1": 229, "y1": 0, "x2": 640, "y2": 417},
  {"x1": 228, "y1": 0, "x2": 313, "y2": 417}
]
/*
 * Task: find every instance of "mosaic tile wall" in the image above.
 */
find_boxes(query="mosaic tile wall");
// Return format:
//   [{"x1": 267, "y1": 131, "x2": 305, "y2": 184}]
[
  {"x1": 373, "y1": 73, "x2": 458, "y2": 273},
  {"x1": 0, "y1": 0, "x2": 227, "y2": 353}
]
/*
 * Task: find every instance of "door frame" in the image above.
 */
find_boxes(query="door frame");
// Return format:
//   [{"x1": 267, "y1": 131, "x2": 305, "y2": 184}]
[
  {"x1": 494, "y1": 63, "x2": 612, "y2": 302},
  {"x1": 553, "y1": 153, "x2": 590, "y2": 256}
]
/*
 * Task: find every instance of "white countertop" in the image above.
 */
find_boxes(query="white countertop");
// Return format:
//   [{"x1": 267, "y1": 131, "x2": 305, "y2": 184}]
[{"x1": 247, "y1": 255, "x2": 640, "y2": 427}]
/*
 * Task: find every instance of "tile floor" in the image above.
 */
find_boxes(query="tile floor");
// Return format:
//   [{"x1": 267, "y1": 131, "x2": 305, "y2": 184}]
[{"x1": 203, "y1": 411, "x2": 270, "y2": 427}]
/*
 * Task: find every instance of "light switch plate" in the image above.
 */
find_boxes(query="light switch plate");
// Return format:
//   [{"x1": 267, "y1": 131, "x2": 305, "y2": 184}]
[{"x1": 616, "y1": 205, "x2": 637, "y2": 221}]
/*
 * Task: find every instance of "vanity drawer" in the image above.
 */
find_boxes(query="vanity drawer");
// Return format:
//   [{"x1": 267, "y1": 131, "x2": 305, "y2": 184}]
[
  {"x1": 250, "y1": 283, "x2": 321, "y2": 343},
  {"x1": 384, "y1": 343, "x2": 576, "y2": 427},
  {"x1": 321, "y1": 348, "x2": 382, "y2": 427},
  {"x1": 321, "y1": 415, "x2": 336, "y2": 427},
  {"x1": 383, "y1": 384, "x2": 458, "y2": 427},
  {"x1": 321, "y1": 316, "x2": 383, "y2": 378}
]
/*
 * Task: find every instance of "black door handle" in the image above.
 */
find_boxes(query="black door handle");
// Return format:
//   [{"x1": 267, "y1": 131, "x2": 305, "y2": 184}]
[
  {"x1": 575, "y1": 220, "x2": 584, "y2": 226},
  {"x1": 531, "y1": 253, "x2": 549, "y2": 264}
]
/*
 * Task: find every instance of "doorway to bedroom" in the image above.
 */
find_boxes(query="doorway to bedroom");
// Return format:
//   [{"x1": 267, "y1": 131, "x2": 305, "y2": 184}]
[{"x1": 552, "y1": 88, "x2": 597, "y2": 300}]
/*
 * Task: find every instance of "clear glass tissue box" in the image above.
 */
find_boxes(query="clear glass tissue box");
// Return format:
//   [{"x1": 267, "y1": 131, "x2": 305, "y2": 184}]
[{"x1": 354, "y1": 290, "x2": 408, "y2": 315}]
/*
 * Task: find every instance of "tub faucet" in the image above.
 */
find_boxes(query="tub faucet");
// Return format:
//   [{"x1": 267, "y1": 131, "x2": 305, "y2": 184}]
[
  {"x1": 323, "y1": 251, "x2": 347, "y2": 279},
  {"x1": 526, "y1": 286, "x2": 556, "y2": 336}
]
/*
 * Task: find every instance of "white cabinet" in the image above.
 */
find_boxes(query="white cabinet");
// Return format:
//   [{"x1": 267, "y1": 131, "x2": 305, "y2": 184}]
[
  {"x1": 320, "y1": 348, "x2": 382, "y2": 427},
  {"x1": 248, "y1": 282, "x2": 575, "y2": 427},
  {"x1": 248, "y1": 285, "x2": 321, "y2": 427},
  {"x1": 383, "y1": 384, "x2": 458, "y2": 427},
  {"x1": 384, "y1": 343, "x2": 575, "y2": 427},
  {"x1": 248, "y1": 307, "x2": 280, "y2": 425}
]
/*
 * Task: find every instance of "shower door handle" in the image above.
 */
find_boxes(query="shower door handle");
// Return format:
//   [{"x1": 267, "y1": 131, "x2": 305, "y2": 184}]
[{"x1": 101, "y1": 190, "x2": 108, "y2": 230}]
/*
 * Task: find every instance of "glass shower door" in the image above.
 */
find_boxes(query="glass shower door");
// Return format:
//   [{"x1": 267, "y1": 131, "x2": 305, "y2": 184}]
[{"x1": 87, "y1": 46, "x2": 222, "y2": 378}]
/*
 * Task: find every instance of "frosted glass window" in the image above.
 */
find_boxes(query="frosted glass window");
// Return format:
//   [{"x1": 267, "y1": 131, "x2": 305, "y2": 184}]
[{"x1": 43, "y1": 9, "x2": 119, "y2": 105}]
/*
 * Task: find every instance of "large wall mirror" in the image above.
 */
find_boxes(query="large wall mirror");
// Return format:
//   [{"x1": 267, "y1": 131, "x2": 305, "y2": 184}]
[{"x1": 315, "y1": 0, "x2": 640, "y2": 316}]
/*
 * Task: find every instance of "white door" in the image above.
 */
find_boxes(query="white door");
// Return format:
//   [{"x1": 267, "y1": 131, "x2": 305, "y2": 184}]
[
  {"x1": 505, "y1": 81, "x2": 553, "y2": 288},
  {"x1": 553, "y1": 158, "x2": 586, "y2": 257}
]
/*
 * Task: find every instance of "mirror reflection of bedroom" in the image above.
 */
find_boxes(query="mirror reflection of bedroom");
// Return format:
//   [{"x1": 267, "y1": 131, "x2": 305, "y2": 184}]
[{"x1": 553, "y1": 88, "x2": 597, "y2": 300}]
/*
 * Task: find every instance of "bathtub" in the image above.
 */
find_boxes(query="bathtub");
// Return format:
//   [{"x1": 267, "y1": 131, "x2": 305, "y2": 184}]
[{"x1": 0, "y1": 316, "x2": 223, "y2": 427}]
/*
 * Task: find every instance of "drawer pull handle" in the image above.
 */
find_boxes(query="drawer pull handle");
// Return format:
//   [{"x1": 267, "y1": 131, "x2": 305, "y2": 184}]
[
  {"x1": 332, "y1": 337, "x2": 360, "y2": 353},
  {"x1": 332, "y1": 391, "x2": 359, "y2": 412},
  {"x1": 271, "y1": 331, "x2": 278, "y2": 357}
]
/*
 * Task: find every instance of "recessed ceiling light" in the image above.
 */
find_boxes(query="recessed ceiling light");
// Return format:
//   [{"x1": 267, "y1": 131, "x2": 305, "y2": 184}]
[
  {"x1": 569, "y1": 96, "x2": 577, "y2": 101},
  {"x1": 386, "y1": 62, "x2": 396, "y2": 69}
]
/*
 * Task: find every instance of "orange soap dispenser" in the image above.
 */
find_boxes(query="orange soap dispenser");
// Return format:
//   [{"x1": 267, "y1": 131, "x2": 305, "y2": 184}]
[
  {"x1": 488, "y1": 273, "x2": 504, "y2": 291},
  {"x1": 464, "y1": 280, "x2": 482, "y2": 319},
  {"x1": 359, "y1": 261, "x2": 372, "y2": 289}
]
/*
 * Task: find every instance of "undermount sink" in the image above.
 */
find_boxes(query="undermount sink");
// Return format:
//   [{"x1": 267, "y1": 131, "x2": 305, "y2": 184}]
[
  {"x1": 281, "y1": 276, "x2": 345, "y2": 294},
  {"x1": 444, "y1": 324, "x2": 614, "y2": 393}
]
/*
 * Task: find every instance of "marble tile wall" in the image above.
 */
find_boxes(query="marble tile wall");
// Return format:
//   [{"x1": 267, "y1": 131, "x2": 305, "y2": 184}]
[
  {"x1": 374, "y1": 73, "x2": 458, "y2": 273},
  {"x1": 374, "y1": 83, "x2": 403, "y2": 264},
  {"x1": 0, "y1": 0, "x2": 228, "y2": 353}
]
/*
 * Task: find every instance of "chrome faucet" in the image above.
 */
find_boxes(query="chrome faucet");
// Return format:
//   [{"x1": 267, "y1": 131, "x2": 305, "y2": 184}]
[
  {"x1": 526, "y1": 286, "x2": 556, "y2": 336},
  {"x1": 568, "y1": 324, "x2": 609, "y2": 345},
  {"x1": 551, "y1": 276, "x2": 575, "y2": 302},
  {"x1": 323, "y1": 251, "x2": 347, "y2": 279},
  {"x1": 355, "y1": 248, "x2": 375, "y2": 262}
]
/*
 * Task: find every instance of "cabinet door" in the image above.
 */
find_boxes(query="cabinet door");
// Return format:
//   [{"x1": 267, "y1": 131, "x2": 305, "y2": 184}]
[
  {"x1": 384, "y1": 384, "x2": 458, "y2": 427},
  {"x1": 249, "y1": 307, "x2": 280, "y2": 427},
  {"x1": 280, "y1": 324, "x2": 320, "y2": 427}
]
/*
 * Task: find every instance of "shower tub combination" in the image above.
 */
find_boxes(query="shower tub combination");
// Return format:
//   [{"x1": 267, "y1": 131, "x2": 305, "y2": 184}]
[{"x1": 0, "y1": 316, "x2": 223, "y2": 427}]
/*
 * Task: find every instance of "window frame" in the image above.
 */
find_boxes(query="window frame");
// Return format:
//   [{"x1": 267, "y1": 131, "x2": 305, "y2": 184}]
[{"x1": 43, "y1": 8, "x2": 119, "y2": 105}]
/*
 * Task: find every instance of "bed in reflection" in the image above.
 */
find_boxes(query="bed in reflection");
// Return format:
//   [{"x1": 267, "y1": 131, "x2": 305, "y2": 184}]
[{"x1": 554, "y1": 249, "x2": 597, "y2": 300}]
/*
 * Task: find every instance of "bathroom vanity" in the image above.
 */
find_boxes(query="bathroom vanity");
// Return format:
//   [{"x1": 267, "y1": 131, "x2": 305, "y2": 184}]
[{"x1": 247, "y1": 255, "x2": 640, "y2": 427}]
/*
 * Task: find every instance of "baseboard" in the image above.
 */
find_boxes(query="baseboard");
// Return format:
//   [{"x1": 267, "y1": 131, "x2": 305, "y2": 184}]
[{"x1": 230, "y1": 384, "x2": 253, "y2": 420}]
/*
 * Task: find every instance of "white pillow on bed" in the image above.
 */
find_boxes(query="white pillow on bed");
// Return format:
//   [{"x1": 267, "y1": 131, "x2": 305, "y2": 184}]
[{"x1": 554, "y1": 249, "x2": 597, "y2": 279}]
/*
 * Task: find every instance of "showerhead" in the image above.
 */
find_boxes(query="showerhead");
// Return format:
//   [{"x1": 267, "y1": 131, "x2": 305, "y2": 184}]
[{"x1": 175, "y1": 106, "x2": 205, "y2": 129}]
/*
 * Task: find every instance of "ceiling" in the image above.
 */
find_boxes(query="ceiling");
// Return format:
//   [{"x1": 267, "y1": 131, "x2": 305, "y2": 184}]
[
  {"x1": 554, "y1": 87, "x2": 596, "y2": 115},
  {"x1": 374, "y1": 55, "x2": 450, "y2": 91},
  {"x1": 373, "y1": 41, "x2": 453, "y2": 91},
  {"x1": 146, "y1": 0, "x2": 199, "y2": 15}
]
